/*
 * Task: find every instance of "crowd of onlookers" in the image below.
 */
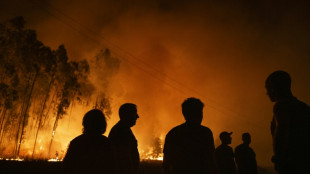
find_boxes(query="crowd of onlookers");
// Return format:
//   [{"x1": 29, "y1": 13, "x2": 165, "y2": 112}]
[{"x1": 62, "y1": 71, "x2": 310, "y2": 174}]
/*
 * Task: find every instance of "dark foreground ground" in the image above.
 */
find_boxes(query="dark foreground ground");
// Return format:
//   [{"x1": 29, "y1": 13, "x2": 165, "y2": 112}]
[{"x1": 0, "y1": 160, "x2": 276, "y2": 174}]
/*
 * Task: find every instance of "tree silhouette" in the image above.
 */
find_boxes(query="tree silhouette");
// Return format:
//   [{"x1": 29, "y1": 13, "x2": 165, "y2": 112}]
[
  {"x1": 0, "y1": 16, "x2": 120, "y2": 159},
  {"x1": 0, "y1": 17, "x2": 113, "y2": 159}
]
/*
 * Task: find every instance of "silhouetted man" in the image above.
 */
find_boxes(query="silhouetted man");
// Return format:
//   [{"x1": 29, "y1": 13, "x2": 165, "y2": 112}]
[
  {"x1": 266, "y1": 70, "x2": 310, "y2": 173},
  {"x1": 63, "y1": 109, "x2": 117, "y2": 174},
  {"x1": 162, "y1": 97, "x2": 217, "y2": 174},
  {"x1": 234, "y1": 133, "x2": 257, "y2": 174},
  {"x1": 215, "y1": 131, "x2": 237, "y2": 174},
  {"x1": 108, "y1": 103, "x2": 140, "y2": 174}
]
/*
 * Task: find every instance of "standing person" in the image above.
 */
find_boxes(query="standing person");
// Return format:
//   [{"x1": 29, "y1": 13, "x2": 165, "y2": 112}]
[
  {"x1": 63, "y1": 109, "x2": 117, "y2": 174},
  {"x1": 108, "y1": 103, "x2": 140, "y2": 174},
  {"x1": 234, "y1": 133, "x2": 258, "y2": 174},
  {"x1": 215, "y1": 131, "x2": 237, "y2": 174},
  {"x1": 266, "y1": 70, "x2": 310, "y2": 173},
  {"x1": 162, "y1": 97, "x2": 217, "y2": 174}
]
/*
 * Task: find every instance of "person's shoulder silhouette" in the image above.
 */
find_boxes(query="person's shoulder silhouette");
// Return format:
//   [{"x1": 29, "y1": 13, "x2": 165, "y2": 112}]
[
  {"x1": 163, "y1": 97, "x2": 217, "y2": 174},
  {"x1": 215, "y1": 131, "x2": 236, "y2": 174},
  {"x1": 234, "y1": 133, "x2": 257, "y2": 174},
  {"x1": 63, "y1": 109, "x2": 117, "y2": 174},
  {"x1": 266, "y1": 70, "x2": 310, "y2": 173},
  {"x1": 108, "y1": 103, "x2": 140, "y2": 174}
]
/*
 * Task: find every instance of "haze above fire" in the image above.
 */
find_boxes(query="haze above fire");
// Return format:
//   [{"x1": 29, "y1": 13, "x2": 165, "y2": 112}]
[{"x1": 1, "y1": 0, "x2": 310, "y2": 167}]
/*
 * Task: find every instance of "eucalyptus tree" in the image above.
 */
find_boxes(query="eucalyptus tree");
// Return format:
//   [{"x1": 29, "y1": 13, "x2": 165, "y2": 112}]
[
  {"x1": 13, "y1": 20, "x2": 57, "y2": 158},
  {"x1": 0, "y1": 16, "x2": 119, "y2": 159},
  {"x1": 47, "y1": 46, "x2": 95, "y2": 157}
]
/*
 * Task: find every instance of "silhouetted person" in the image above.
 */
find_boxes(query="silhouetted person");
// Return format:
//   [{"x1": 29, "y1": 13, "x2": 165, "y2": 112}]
[
  {"x1": 162, "y1": 97, "x2": 217, "y2": 174},
  {"x1": 108, "y1": 103, "x2": 140, "y2": 174},
  {"x1": 266, "y1": 71, "x2": 310, "y2": 173},
  {"x1": 63, "y1": 109, "x2": 117, "y2": 174},
  {"x1": 215, "y1": 131, "x2": 237, "y2": 174},
  {"x1": 234, "y1": 133, "x2": 257, "y2": 174}
]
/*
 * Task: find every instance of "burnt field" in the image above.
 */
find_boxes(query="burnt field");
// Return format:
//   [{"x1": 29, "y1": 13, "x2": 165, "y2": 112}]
[{"x1": 0, "y1": 160, "x2": 275, "y2": 174}]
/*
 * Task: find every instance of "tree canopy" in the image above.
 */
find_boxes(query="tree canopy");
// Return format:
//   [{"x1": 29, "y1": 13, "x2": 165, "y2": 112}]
[{"x1": 0, "y1": 16, "x2": 119, "y2": 159}]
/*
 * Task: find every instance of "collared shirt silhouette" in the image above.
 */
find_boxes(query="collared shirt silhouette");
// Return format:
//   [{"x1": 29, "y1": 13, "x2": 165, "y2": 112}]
[
  {"x1": 63, "y1": 109, "x2": 117, "y2": 174},
  {"x1": 163, "y1": 97, "x2": 217, "y2": 174},
  {"x1": 234, "y1": 133, "x2": 257, "y2": 174},
  {"x1": 108, "y1": 103, "x2": 140, "y2": 174},
  {"x1": 215, "y1": 131, "x2": 237, "y2": 174},
  {"x1": 266, "y1": 70, "x2": 310, "y2": 173}
]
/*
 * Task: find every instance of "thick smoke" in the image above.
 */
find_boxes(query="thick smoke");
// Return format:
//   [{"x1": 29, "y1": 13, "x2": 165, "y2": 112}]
[{"x1": 1, "y1": 0, "x2": 310, "y2": 167}]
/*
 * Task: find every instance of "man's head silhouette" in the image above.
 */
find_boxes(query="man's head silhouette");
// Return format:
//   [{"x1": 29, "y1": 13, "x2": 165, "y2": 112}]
[
  {"x1": 182, "y1": 97, "x2": 204, "y2": 125},
  {"x1": 242, "y1": 133, "x2": 251, "y2": 146},
  {"x1": 82, "y1": 109, "x2": 107, "y2": 134},
  {"x1": 220, "y1": 131, "x2": 232, "y2": 145},
  {"x1": 119, "y1": 103, "x2": 139, "y2": 127},
  {"x1": 266, "y1": 70, "x2": 292, "y2": 102}
]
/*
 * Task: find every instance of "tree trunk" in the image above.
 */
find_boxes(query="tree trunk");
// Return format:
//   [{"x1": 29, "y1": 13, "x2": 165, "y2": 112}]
[
  {"x1": 0, "y1": 107, "x2": 7, "y2": 145},
  {"x1": 14, "y1": 75, "x2": 31, "y2": 158},
  {"x1": 0, "y1": 105, "x2": 4, "y2": 130},
  {"x1": 67, "y1": 90, "x2": 76, "y2": 129},
  {"x1": 32, "y1": 75, "x2": 54, "y2": 158},
  {"x1": 47, "y1": 88, "x2": 61, "y2": 158},
  {"x1": 16, "y1": 71, "x2": 38, "y2": 157},
  {"x1": 48, "y1": 112, "x2": 61, "y2": 158},
  {"x1": 42, "y1": 87, "x2": 58, "y2": 127}
]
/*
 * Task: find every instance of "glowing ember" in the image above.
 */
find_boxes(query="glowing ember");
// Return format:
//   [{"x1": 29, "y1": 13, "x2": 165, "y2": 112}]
[
  {"x1": 143, "y1": 155, "x2": 163, "y2": 161},
  {"x1": 0, "y1": 157, "x2": 64, "y2": 162},
  {"x1": 142, "y1": 150, "x2": 164, "y2": 161},
  {"x1": 0, "y1": 158, "x2": 24, "y2": 161},
  {"x1": 48, "y1": 158, "x2": 60, "y2": 162}
]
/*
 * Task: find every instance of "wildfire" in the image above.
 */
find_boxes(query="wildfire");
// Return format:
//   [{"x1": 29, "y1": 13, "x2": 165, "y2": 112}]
[
  {"x1": 0, "y1": 157, "x2": 24, "y2": 161},
  {"x1": 0, "y1": 154, "x2": 163, "y2": 162},
  {"x1": 1, "y1": 136, "x2": 165, "y2": 162},
  {"x1": 0, "y1": 157, "x2": 62, "y2": 162},
  {"x1": 141, "y1": 148, "x2": 163, "y2": 161},
  {"x1": 48, "y1": 157, "x2": 60, "y2": 162},
  {"x1": 143, "y1": 154, "x2": 163, "y2": 161},
  {"x1": 141, "y1": 137, "x2": 164, "y2": 161}
]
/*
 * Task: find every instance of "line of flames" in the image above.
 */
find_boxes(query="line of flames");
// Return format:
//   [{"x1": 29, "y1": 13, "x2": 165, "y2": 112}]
[
  {"x1": 143, "y1": 155, "x2": 163, "y2": 161},
  {"x1": 0, "y1": 157, "x2": 163, "y2": 162},
  {"x1": 1, "y1": 143, "x2": 164, "y2": 162},
  {"x1": 141, "y1": 149, "x2": 163, "y2": 161},
  {"x1": 0, "y1": 153, "x2": 163, "y2": 162},
  {"x1": 0, "y1": 157, "x2": 60, "y2": 162},
  {"x1": 0, "y1": 152, "x2": 163, "y2": 162}
]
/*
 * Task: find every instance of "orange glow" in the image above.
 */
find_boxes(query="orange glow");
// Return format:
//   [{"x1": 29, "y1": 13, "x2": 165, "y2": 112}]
[
  {"x1": 48, "y1": 158, "x2": 60, "y2": 162},
  {"x1": 0, "y1": 158, "x2": 24, "y2": 161},
  {"x1": 0, "y1": 1, "x2": 310, "y2": 168}
]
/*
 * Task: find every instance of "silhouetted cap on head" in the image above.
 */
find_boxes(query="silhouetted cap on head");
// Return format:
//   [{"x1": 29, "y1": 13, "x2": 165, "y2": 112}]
[
  {"x1": 266, "y1": 70, "x2": 291, "y2": 92},
  {"x1": 82, "y1": 109, "x2": 107, "y2": 134},
  {"x1": 220, "y1": 131, "x2": 232, "y2": 140}
]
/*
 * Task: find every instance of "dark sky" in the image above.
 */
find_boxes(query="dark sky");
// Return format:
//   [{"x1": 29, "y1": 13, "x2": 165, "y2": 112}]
[{"x1": 1, "y1": 0, "x2": 310, "y2": 166}]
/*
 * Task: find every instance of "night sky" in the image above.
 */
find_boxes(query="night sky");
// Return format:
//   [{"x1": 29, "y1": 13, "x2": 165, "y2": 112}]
[{"x1": 1, "y1": 0, "x2": 310, "y2": 167}]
